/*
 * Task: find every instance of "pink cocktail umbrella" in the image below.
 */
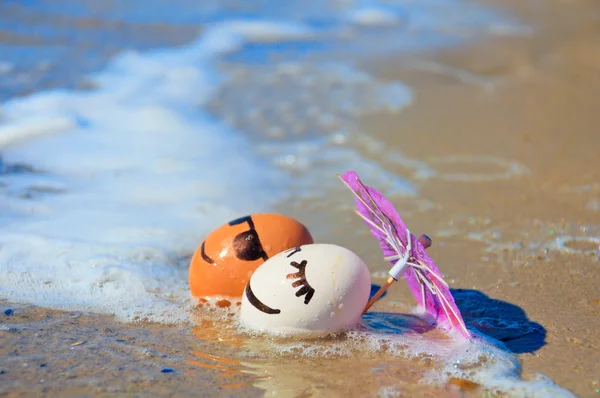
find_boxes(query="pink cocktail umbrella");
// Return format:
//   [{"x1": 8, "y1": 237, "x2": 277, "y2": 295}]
[{"x1": 339, "y1": 170, "x2": 471, "y2": 339}]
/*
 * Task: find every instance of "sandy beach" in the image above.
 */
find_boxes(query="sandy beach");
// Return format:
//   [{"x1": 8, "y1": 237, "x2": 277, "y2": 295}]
[
  {"x1": 360, "y1": 0, "x2": 600, "y2": 393},
  {"x1": 1, "y1": 0, "x2": 599, "y2": 396}
]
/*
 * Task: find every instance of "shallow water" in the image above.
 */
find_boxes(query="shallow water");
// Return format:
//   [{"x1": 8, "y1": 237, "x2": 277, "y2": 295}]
[{"x1": 0, "y1": 0, "x2": 582, "y2": 396}]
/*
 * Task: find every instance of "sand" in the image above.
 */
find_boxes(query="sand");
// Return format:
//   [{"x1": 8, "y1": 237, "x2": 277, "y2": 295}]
[
  {"x1": 357, "y1": 0, "x2": 600, "y2": 394},
  {"x1": 2, "y1": 0, "x2": 600, "y2": 396}
]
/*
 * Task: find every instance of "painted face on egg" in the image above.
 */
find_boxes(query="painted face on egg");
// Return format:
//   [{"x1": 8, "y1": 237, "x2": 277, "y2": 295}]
[
  {"x1": 189, "y1": 213, "x2": 313, "y2": 300},
  {"x1": 240, "y1": 243, "x2": 371, "y2": 334}
]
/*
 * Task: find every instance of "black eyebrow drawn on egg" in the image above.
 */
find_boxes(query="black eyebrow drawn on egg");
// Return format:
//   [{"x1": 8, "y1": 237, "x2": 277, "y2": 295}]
[
  {"x1": 286, "y1": 247, "x2": 302, "y2": 258},
  {"x1": 286, "y1": 260, "x2": 315, "y2": 305}
]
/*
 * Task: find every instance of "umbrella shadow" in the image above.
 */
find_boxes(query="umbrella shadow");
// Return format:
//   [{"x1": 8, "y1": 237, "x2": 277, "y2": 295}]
[
  {"x1": 365, "y1": 284, "x2": 546, "y2": 353},
  {"x1": 361, "y1": 311, "x2": 436, "y2": 335},
  {"x1": 451, "y1": 288, "x2": 546, "y2": 354},
  {"x1": 364, "y1": 283, "x2": 436, "y2": 334},
  {"x1": 369, "y1": 283, "x2": 388, "y2": 301}
]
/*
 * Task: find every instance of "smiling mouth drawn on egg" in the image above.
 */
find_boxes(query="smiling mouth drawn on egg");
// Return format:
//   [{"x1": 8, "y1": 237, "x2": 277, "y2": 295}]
[{"x1": 245, "y1": 282, "x2": 281, "y2": 314}]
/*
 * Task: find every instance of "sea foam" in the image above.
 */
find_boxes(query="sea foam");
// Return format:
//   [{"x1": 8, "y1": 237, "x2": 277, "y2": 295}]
[{"x1": 0, "y1": 21, "x2": 317, "y2": 323}]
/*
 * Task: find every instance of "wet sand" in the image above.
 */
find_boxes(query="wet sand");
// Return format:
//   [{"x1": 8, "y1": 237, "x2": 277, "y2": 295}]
[
  {"x1": 2, "y1": 0, "x2": 600, "y2": 396},
  {"x1": 1, "y1": 301, "x2": 456, "y2": 397}
]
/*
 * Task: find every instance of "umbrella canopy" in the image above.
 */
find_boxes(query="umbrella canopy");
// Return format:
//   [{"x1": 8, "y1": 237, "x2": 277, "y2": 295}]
[{"x1": 340, "y1": 170, "x2": 470, "y2": 340}]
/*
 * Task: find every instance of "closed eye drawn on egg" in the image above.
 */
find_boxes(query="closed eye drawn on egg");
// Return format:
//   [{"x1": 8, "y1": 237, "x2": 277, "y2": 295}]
[
  {"x1": 286, "y1": 260, "x2": 315, "y2": 305},
  {"x1": 286, "y1": 247, "x2": 302, "y2": 258}
]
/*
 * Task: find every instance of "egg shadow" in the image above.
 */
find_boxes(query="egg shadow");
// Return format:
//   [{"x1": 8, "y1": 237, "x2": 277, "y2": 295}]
[{"x1": 451, "y1": 288, "x2": 546, "y2": 354}]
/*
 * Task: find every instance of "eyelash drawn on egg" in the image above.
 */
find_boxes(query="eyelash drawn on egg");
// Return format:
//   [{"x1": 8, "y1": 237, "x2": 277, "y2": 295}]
[{"x1": 286, "y1": 260, "x2": 315, "y2": 305}]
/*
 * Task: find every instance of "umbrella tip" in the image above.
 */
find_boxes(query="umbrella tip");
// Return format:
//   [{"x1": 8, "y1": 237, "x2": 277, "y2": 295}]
[{"x1": 418, "y1": 234, "x2": 432, "y2": 249}]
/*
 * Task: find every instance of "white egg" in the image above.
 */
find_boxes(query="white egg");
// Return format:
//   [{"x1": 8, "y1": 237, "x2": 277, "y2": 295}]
[{"x1": 240, "y1": 243, "x2": 371, "y2": 335}]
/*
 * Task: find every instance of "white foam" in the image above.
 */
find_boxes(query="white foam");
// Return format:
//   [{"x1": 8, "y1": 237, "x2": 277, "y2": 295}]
[
  {"x1": 0, "y1": 21, "x2": 316, "y2": 323},
  {"x1": 424, "y1": 333, "x2": 575, "y2": 397},
  {"x1": 205, "y1": 20, "x2": 317, "y2": 46},
  {"x1": 0, "y1": 115, "x2": 78, "y2": 147},
  {"x1": 346, "y1": 7, "x2": 401, "y2": 27},
  {"x1": 548, "y1": 236, "x2": 600, "y2": 256}
]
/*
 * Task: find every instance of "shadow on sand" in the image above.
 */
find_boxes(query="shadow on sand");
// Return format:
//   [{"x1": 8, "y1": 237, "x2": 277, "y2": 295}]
[
  {"x1": 451, "y1": 288, "x2": 546, "y2": 354},
  {"x1": 367, "y1": 284, "x2": 546, "y2": 354},
  {"x1": 365, "y1": 283, "x2": 436, "y2": 335}
]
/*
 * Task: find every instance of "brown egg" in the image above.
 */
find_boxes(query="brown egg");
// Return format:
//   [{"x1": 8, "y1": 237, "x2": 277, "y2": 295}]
[{"x1": 189, "y1": 213, "x2": 313, "y2": 300}]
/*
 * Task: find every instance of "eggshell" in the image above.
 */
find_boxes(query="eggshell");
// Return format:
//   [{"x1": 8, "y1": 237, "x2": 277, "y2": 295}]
[
  {"x1": 240, "y1": 243, "x2": 371, "y2": 334},
  {"x1": 189, "y1": 213, "x2": 313, "y2": 300}
]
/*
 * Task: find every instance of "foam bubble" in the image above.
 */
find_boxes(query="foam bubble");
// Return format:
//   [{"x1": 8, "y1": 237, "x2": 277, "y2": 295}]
[{"x1": 549, "y1": 236, "x2": 600, "y2": 256}]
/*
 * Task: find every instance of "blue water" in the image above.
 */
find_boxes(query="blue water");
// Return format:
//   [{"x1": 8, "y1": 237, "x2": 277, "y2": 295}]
[{"x1": 0, "y1": 0, "x2": 526, "y2": 98}]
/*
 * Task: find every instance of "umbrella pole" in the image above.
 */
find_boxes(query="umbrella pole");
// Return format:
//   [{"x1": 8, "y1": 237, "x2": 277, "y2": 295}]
[
  {"x1": 362, "y1": 276, "x2": 395, "y2": 315},
  {"x1": 362, "y1": 234, "x2": 432, "y2": 315}
]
